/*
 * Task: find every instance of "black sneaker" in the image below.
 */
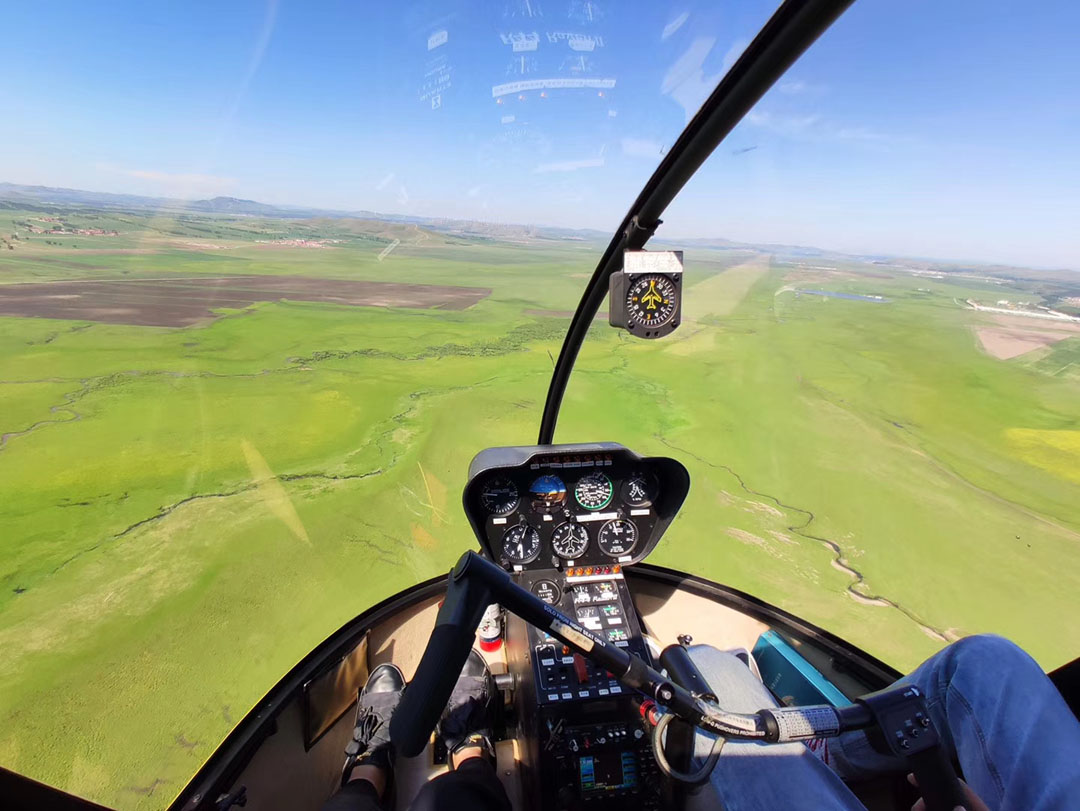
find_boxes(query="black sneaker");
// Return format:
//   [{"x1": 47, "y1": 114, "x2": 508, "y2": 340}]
[
  {"x1": 341, "y1": 663, "x2": 406, "y2": 786},
  {"x1": 436, "y1": 649, "x2": 495, "y2": 766}
]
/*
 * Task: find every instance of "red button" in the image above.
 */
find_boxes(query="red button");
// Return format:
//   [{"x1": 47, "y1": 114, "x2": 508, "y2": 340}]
[{"x1": 573, "y1": 654, "x2": 589, "y2": 684}]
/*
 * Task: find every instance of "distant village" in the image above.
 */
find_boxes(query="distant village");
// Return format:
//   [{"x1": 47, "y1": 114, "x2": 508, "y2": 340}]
[
  {"x1": 966, "y1": 298, "x2": 1080, "y2": 323},
  {"x1": 14, "y1": 216, "x2": 119, "y2": 237},
  {"x1": 253, "y1": 238, "x2": 344, "y2": 248}
]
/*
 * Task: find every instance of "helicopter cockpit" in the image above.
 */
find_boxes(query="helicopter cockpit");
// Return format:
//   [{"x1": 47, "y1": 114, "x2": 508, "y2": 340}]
[
  {"x1": 461, "y1": 443, "x2": 689, "y2": 809},
  {"x1": 3, "y1": 0, "x2": 1079, "y2": 810}
]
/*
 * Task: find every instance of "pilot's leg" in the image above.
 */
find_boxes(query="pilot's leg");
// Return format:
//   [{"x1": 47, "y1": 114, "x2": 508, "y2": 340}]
[
  {"x1": 408, "y1": 649, "x2": 511, "y2": 810},
  {"x1": 322, "y1": 778, "x2": 387, "y2": 811},
  {"x1": 830, "y1": 634, "x2": 1080, "y2": 810},
  {"x1": 687, "y1": 646, "x2": 866, "y2": 811},
  {"x1": 408, "y1": 755, "x2": 511, "y2": 811},
  {"x1": 323, "y1": 663, "x2": 406, "y2": 811}
]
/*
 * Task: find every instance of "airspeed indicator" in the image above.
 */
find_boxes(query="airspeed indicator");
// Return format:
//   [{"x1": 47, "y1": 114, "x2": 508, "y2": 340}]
[{"x1": 574, "y1": 472, "x2": 613, "y2": 511}]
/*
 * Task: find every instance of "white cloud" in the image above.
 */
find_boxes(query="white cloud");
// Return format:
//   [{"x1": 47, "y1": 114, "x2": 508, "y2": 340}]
[
  {"x1": 661, "y1": 37, "x2": 725, "y2": 123},
  {"x1": 834, "y1": 126, "x2": 893, "y2": 143},
  {"x1": 721, "y1": 38, "x2": 750, "y2": 73},
  {"x1": 375, "y1": 172, "x2": 395, "y2": 190},
  {"x1": 621, "y1": 137, "x2": 664, "y2": 159},
  {"x1": 533, "y1": 157, "x2": 605, "y2": 173},
  {"x1": 121, "y1": 169, "x2": 237, "y2": 196},
  {"x1": 776, "y1": 79, "x2": 825, "y2": 96},
  {"x1": 746, "y1": 109, "x2": 901, "y2": 147},
  {"x1": 745, "y1": 111, "x2": 822, "y2": 135},
  {"x1": 662, "y1": 12, "x2": 689, "y2": 40}
]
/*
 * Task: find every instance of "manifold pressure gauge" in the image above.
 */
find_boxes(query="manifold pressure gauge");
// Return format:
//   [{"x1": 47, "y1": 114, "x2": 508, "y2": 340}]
[{"x1": 609, "y1": 250, "x2": 683, "y2": 339}]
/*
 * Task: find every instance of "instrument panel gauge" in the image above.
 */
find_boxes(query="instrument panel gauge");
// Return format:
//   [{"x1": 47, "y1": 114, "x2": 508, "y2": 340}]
[
  {"x1": 574, "y1": 472, "x2": 613, "y2": 511},
  {"x1": 551, "y1": 522, "x2": 589, "y2": 560},
  {"x1": 529, "y1": 474, "x2": 567, "y2": 514},
  {"x1": 502, "y1": 522, "x2": 541, "y2": 564},
  {"x1": 480, "y1": 476, "x2": 519, "y2": 515},
  {"x1": 621, "y1": 472, "x2": 657, "y2": 507},
  {"x1": 597, "y1": 519, "x2": 638, "y2": 557},
  {"x1": 626, "y1": 274, "x2": 679, "y2": 328},
  {"x1": 531, "y1": 579, "x2": 561, "y2": 605}
]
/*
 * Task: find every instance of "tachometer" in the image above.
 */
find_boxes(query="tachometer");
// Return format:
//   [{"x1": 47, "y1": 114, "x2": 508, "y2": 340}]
[
  {"x1": 574, "y1": 472, "x2": 613, "y2": 511},
  {"x1": 502, "y1": 522, "x2": 541, "y2": 564},
  {"x1": 551, "y1": 522, "x2": 589, "y2": 559},
  {"x1": 597, "y1": 519, "x2": 638, "y2": 557},
  {"x1": 529, "y1": 474, "x2": 566, "y2": 514},
  {"x1": 480, "y1": 476, "x2": 519, "y2": 515}
]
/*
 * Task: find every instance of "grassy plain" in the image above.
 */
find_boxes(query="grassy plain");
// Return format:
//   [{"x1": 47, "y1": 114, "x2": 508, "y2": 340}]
[{"x1": 0, "y1": 209, "x2": 1078, "y2": 808}]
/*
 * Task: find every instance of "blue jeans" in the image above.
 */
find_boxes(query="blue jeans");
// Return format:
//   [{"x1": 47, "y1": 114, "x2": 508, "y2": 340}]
[{"x1": 688, "y1": 635, "x2": 1080, "y2": 810}]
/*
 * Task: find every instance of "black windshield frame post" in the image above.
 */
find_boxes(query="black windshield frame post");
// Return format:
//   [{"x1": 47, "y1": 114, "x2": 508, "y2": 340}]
[{"x1": 536, "y1": 0, "x2": 855, "y2": 445}]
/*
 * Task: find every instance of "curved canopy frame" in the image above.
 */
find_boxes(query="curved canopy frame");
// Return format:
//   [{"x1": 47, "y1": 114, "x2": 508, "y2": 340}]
[{"x1": 537, "y1": 0, "x2": 855, "y2": 444}]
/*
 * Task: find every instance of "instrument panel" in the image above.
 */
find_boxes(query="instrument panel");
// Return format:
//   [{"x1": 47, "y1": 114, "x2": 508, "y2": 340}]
[{"x1": 463, "y1": 443, "x2": 689, "y2": 571}]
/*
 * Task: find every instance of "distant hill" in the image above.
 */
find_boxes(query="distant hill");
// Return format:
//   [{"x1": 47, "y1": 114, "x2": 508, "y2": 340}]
[
  {"x1": 0, "y1": 181, "x2": 609, "y2": 243},
  {"x1": 0, "y1": 182, "x2": 374, "y2": 220},
  {"x1": 182, "y1": 196, "x2": 285, "y2": 216},
  {"x1": 1, "y1": 181, "x2": 1075, "y2": 279}
]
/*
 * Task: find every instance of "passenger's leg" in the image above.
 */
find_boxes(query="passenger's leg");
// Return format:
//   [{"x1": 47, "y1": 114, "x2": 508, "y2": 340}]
[
  {"x1": 408, "y1": 755, "x2": 511, "y2": 811},
  {"x1": 688, "y1": 646, "x2": 866, "y2": 811},
  {"x1": 831, "y1": 634, "x2": 1080, "y2": 810}
]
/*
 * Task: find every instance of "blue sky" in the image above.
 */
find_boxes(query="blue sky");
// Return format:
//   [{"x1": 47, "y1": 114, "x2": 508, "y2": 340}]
[{"x1": 1, "y1": 1, "x2": 1077, "y2": 268}]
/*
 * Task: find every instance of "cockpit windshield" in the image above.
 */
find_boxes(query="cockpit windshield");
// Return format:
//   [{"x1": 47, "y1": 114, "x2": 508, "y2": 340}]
[{"x1": 0, "y1": 1, "x2": 1077, "y2": 809}]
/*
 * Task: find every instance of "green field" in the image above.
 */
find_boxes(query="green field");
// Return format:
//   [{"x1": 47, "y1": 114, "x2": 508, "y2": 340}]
[{"x1": 1, "y1": 209, "x2": 1078, "y2": 808}]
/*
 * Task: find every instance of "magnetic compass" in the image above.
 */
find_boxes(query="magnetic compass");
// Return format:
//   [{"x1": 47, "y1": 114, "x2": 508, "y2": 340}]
[
  {"x1": 626, "y1": 274, "x2": 678, "y2": 328},
  {"x1": 609, "y1": 250, "x2": 683, "y2": 339}
]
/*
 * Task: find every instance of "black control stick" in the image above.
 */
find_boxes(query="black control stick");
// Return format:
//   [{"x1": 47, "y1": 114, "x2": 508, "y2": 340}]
[{"x1": 391, "y1": 551, "x2": 966, "y2": 811}]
